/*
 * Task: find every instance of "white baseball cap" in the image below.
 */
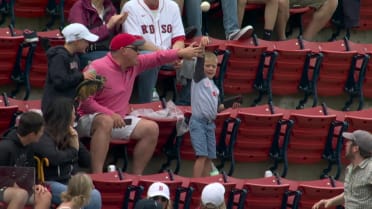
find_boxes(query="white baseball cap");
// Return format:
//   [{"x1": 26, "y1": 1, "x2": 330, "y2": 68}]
[
  {"x1": 62, "y1": 23, "x2": 99, "y2": 43},
  {"x1": 147, "y1": 182, "x2": 170, "y2": 200},
  {"x1": 201, "y1": 182, "x2": 225, "y2": 207}
]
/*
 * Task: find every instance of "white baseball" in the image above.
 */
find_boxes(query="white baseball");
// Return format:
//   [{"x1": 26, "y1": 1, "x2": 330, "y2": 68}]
[{"x1": 200, "y1": 1, "x2": 211, "y2": 12}]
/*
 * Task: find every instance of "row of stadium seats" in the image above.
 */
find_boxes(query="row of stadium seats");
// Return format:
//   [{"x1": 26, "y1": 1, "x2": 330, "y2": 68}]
[
  {"x1": 2, "y1": 27, "x2": 372, "y2": 110},
  {"x1": 2, "y1": 94, "x2": 371, "y2": 181},
  {"x1": 89, "y1": 170, "x2": 344, "y2": 209}
]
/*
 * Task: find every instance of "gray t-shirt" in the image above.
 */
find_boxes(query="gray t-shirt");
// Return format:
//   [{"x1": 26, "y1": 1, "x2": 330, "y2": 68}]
[{"x1": 191, "y1": 57, "x2": 219, "y2": 120}]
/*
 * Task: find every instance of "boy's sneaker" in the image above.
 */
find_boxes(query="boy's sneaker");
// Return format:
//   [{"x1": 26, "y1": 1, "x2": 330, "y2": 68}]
[{"x1": 227, "y1": 25, "x2": 254, "y2": 41}]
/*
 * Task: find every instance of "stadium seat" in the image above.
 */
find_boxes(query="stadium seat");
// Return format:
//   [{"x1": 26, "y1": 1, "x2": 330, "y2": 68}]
[
  {"x1": 137, "y1": 172, "x2": 193, "y2": 209},
  {"x1": 297, "y1": 178, "x2": 344, "y2": 209},
  {"x1": 188, "y1": 174, "x2": 244, "y2": 209},
  {"x1": 0, "y1": 105, "x2": 18, "y2": 137},
  {"x1": 276, "y1": 106, "x2": 347, "y2": 179},
  {"x1": 233, "y1": 104, "x2": 292, "y2": 176},
  {"x1": 302, "y1": 39, "x2": 368, "y2": 110},
  {"x1": 0, "y1": 27, "x2": 24, "y2": 86},
  {"x1": 243, "y1": 177, "x2": 301, "y2": 209},
  {"x1": 90, "y1": 172, "x2": 142, "y2": 209},
  {"x1": 223, "y1": 41, "x2": 272, "y2": 105},
  {"x1": 252, "y1": 37, "x2": 323, "y2": 108},
  {"x1": 9, "y1": 0, "x2": 66, "y2": 29},
  {"x1": 346, "y1": 41, "x2": 372, "y2": 99},
  {"x1": 2, "y1": 92, "x2": 41, "y2": 112}
]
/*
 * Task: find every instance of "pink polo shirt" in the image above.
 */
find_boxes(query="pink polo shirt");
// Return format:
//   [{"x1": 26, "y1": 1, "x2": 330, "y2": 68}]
[{"x1": 78, "y1": 49, "x2": 179, "y2": 117}]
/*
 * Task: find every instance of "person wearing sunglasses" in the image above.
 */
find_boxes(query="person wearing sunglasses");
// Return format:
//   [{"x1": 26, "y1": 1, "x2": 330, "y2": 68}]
[{"x1": 147, "y1": 182, "x2": 172, "y2": 209}]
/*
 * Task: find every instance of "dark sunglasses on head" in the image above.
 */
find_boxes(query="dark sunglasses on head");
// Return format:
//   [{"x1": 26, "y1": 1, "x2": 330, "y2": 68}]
[{"x1": 151, "y1": 196, "x2": 168, "y2": 202}]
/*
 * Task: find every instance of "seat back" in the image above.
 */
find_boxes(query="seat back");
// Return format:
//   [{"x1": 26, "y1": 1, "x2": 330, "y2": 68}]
[
  {"x1": 29, "y1": 30, "x2": 64, "y2": 88},
  {"x1": 344, "y1": 113, "x2": 372, "y2": 133},
  {"x1": 90, "y1": 172, "x2": 135, "y2": 209},
  {"x1": 0, "y1": 105, "x2": 18, "y2": 137},
  {"x1": 0, "y1": 31, "x2": 23, "y2": 86},
  {"x1": 287, "y1": 113, "x2": 336, "y2": 164},
  {"x1": 235, "y1": 107, "x2": 283, "y2": 162},
  {"x1": 272, "y1": 39, "x2": 311, "y2": 95},
  {"x1": 348, "y1": 42, "x2": 372, "y2": 98},
  {"x1": 188, "y1": 175, "x2": 236, "y2": 209},
  {"x1": 297, "y1": 179, "x2": 343, "y2": 209},
  {"x1": 243, "y1": 182, "x2": 290, "y2": 209},
  {"x1": 137, "y1": 173, "x2": 183, "y2": 200},
  {"x1": 224, "y1": 43, "x2": 267, "y2": 94},
  {"x1": 11, "y1": 0, "x2": 49, "y2": 27}
]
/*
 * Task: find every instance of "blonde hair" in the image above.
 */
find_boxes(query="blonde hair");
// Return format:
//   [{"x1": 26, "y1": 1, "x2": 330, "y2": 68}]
[
  {"x1": 60, "y1": 173, "x2": 94, "y2": 208},
  {"x1": 204, "y1": 51, "x2": 218, "y2": 64},
  {"x1": 201, "y1": 203, "x2": 226, "y2": 209}
]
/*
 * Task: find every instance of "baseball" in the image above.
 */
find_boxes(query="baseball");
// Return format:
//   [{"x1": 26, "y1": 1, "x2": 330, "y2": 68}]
[{"x1": 200, "y1": 1, "x2": 211, "y2": 12}]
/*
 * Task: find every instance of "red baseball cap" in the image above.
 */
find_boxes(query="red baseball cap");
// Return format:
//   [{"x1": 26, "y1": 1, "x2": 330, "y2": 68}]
[{"x1": 110, "y1": 33, "x2": 145, "y2": 51}]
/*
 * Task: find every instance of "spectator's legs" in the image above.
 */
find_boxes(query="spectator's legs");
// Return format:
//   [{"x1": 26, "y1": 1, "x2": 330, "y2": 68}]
[
  {"x1": 193, "y1": 157, "x2": 212, "y2": 177},
  {"x1": 136, "y1": 67, "x2": 160, "y2": 103},
  {"x1": 129, "y1": 119, "x2": 158, "y2": 175},
  {"x1": 252, "y1": 0, "x2": 279, "y2": 30},
  {"x1": 302, "y1": 0, "x2": 338, "y2": 40},
  {"x1": 185, "y1": 0, "x2": 202, "y2": 36},
  {"x1": 90, "y1": 114, "x2": 113, "y2": 173},
  {"x1": 237, "y1": 0, "x2": 247, "y2": 28},
  {"x1": 276, "y1": 0, "x2": 289, "y2": 40},
  {"x1": 221, "y1": 0, "x2": 240, "y2": 38},
  {"x1": 3, "y1": 187, "x2": 28, "y2": 209}
]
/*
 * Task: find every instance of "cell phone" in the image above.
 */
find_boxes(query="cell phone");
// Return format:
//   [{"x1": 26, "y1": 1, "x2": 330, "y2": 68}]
[{"x1": 124, "y1": 118, "x2": 132, "y2": 125}]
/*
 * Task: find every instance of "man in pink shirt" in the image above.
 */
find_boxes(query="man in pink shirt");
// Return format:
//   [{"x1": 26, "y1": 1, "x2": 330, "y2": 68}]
[{"x1": 76, "y1": 33, "x2": 202, "y2": 174}]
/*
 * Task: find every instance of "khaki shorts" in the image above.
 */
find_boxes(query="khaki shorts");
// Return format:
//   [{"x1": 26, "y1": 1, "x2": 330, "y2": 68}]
[
  {"x1": 290, "y1": 0, "x2": 326, "y2": 10},
  {"x1": 76, "y1": 113, "x2": 141, "y2": 140}
]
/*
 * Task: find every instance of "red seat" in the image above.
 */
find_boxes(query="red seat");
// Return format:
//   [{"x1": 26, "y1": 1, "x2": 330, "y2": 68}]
[
  {"x1": 234, "y1": 105, "x2": 284, "y2": 174},
  {"x1": 223, "y1": 42, "x2": 267, "y2": 96},
  {"x1": 243, "y1": 179, "x2": 293, "y2": 209},
  {"x1": 0, "y1": 29, "x2": 24, "y2": 86},
  {"x1": 188, "y1": 174, "x2": 237, "y2": 209},
  {"x1": 90, "y1": 172, "x2": 140, "y2": 209},
  {"x1": 347, "y1": 41, "x2": 372, "y2": 99},
  {"x1": 29, "y1": 30, "x2": 65, "y2": 88},
  {"x1": 277, "y1": 106, "x2": 347, "y2": 179},
  {"x1": 271, "y1": 39, "x2": 320, "y2": 108},
  {"x1": 11, "y1": 0, "x2": 49, "y2": 27},
  {"x1": 0, "y1": 105, "x2": 18, "y2": 137},
  {"x1": 297, "y1": 178, "x2": 344, "y2": 209},
  {"x1": 303, "y1": 40, "x2": 365, "y2": 110},
  {"x1": 136, "y1": 172, "x2": 193, "y2": 209},
  {"x1": 3, "y1": 95, "x2": 41, "y2": 112}
]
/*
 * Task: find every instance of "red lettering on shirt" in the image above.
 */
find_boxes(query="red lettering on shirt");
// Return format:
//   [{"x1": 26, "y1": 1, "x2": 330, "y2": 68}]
[
  {"x1": 149, "y1": 25, "x2": 155, "y2": 34},
  {"x1": 141, "y1": 25, "x2": 148, "y2": 34},
  {"x1": 161, "y1": 24, "x2": 172, "y2": 33}
]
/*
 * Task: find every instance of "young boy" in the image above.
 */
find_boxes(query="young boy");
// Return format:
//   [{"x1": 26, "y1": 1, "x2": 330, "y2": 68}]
[
  {"x1": 41, "y1": 23, "x2": 98, "y2": 113},
  {"x1": 190, "y1": 37, "x2": 221, "y2": 177}
]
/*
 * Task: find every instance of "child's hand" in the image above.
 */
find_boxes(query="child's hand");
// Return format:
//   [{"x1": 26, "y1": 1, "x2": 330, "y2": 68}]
[
  {"x1": 218, "y1": 104, "x2": 225, "y2": 113},
  {"x1": 199, "y1": 36, "x2": 210, "y2": 47},
  {"x1": 231, "y1": 102, "x2": 241, "y2": 109}
]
